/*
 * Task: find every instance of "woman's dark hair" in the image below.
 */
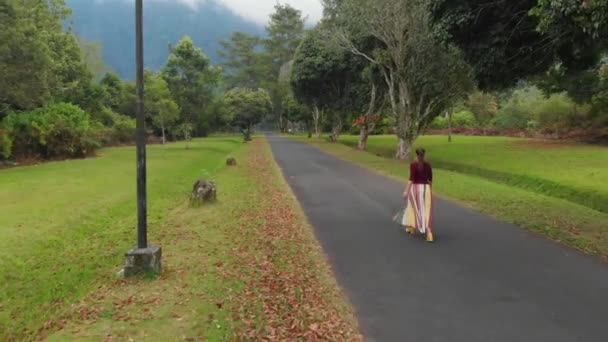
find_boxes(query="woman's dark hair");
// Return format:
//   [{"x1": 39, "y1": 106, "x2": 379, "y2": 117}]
[{"x1": 415, "y1": 148, "x2": 426, "y2": 157}]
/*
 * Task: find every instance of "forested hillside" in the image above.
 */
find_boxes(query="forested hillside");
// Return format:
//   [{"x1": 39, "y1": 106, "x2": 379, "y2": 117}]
[{"x1": 67, "y1": 0, "x2": 265, "y2": 79}]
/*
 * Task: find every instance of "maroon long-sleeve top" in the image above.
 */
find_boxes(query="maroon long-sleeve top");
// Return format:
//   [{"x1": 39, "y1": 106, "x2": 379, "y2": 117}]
[{"x1": 409, "y1": 161, "x2": 433, "y2": 184}]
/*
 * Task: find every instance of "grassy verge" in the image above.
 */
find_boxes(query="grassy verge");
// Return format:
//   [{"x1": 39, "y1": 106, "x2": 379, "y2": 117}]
[
  {"x1": 0, "y1": 137, "x2": 244, "y2": 340},
  {"x1": 39, "y1": 138, "x2": 359, "y2": 341},
  {"x1": 292, "y1": 136, "x2": 608, "y2": 260},
  {"x1": 338, "y1": 135, "x2": 608, "y2": 213}
]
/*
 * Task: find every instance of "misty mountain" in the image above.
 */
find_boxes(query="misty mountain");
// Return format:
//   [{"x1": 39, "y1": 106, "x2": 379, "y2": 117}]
[{"x1": 66, "y1": 0, "x2": 265, "y2": 80}]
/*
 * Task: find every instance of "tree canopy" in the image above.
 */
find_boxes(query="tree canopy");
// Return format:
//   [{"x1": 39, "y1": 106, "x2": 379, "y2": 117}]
[
  {"x1": 224, "y1": 88, "x2": 272, "y2": 141},
  {"x1": 431, "y1": 0, "x2": 606, "y2": 91}
]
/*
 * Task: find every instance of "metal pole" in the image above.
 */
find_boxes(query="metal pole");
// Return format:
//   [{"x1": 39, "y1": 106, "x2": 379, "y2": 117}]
[{"x1": 135, "y1": 0, "x2": 147, "y2": 249}]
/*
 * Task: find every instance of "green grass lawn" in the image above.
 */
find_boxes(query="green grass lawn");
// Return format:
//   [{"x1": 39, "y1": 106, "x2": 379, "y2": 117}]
[
  {"x1": 0, "y1": 137, "x2": 244, "y2": 340},
  {"x1": 292, "y1": 135, "x2": 608, "y2": 259},
  {"x1": 339, "y1": 135, "x2": 608, "y2": 213},
  {"x1": 1, "y1": 137, "x2": 358, "y2": 341}
]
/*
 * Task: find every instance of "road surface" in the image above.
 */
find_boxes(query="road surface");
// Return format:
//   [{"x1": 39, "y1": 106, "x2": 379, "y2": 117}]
[{"x1": 268, "y1": 136, "x2": 608, "y2": 342}]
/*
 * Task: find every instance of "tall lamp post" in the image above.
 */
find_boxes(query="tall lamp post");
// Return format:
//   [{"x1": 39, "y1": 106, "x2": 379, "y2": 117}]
[{"x1": 121, "y1": 0, "x2": 161, "y2": 278}]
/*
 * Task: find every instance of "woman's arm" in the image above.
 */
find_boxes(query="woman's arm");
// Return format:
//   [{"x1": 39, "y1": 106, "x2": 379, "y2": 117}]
[
  {"x1": 403, "y1": 181, "x2": 412, "y2": 199},
  {"x1": 404, "y1": 163, "x2": 414, "y2": 199}
]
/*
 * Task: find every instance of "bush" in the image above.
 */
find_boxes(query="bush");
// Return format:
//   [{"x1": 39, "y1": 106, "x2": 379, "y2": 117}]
[
  {"x1": 430, "y1": 111, "x2": 477, "y2": 129},
  {"x1": 535, "y1": 94, "x2": 587, "y2": 135},
  {"x1": 91, "y1": 110, "x2": 136, "y2": 145},
  {"x1": 452, "y1": 110, "x2": 478, "y2": 127},
  {"x1": 0, "y1": 128, "x2": 12, "y2": 159},
  {"x1": 491, "y1": 105, "x2": 531, "y2": 130},
  {"x1": 110, "y1": 113, "x2": 136, "y2": 143},
  {"x1": 4, "y1": 103, "x2": 99, "y2": 159},
  {"x1": 429, "y1": 115, "x2": 448, "y2": 129}
]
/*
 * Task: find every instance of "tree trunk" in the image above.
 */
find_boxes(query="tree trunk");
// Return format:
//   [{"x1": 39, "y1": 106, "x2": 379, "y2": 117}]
[
  {"x1": 306, "y1": 121, "x2": 312, "y2": 138},
  {"x1": 395, "y1": 137, "x2": 413, "y2": 160},
  {"x1": 357, "y1": 83, "x2": 378, "y2": 151},
  {"x1": 447, "y1": 110, "x2": 452, "y2": 143},
  {"x1": 161, "y1": 121, "x2": 166, "y2": 145},
  {"x1": 395, "y1": 113, "x2": 416, "y2": 160},
  {"x1": 313, "y1": 105, "x2": 322, "y2": 138},
  {"x1": 329, "y1": 114, "x2": 342, "y2": 143},
  {"x1": 243, "y1": 126, "x2": 252, "y2": 142},
  {"x1": 358, "y1": 126, "x2": 369, "y2": 150}
]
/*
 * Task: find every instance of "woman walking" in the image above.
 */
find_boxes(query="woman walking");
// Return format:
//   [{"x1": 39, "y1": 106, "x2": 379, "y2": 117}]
[{"x1": 401, "y1": 148, "x2": 434, "y2": 242}]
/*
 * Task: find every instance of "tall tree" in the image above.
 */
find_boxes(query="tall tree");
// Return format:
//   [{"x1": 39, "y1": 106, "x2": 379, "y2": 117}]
[
  {"x1": 291, "y1": 27, "x2": 345, "y2": 138},
  {"x1": 218, "y1": 32, "x2": 264, "y2": 88},
  {"x1": 224, "y1": 88, "x2": 272, "y2": 141},
  {"x1": 144, "y1": 72, "x2": 179, "y2": 144},
  {"x1": 162, "y1": 36, "x2": 221, "y2": 136},
  {"x1": 0, "y1": 0, "x2": 88, "y2": 116},
  {"x1": 331, "y1": 0, "x2": 474, "y2": 159},
  {"x1": 263, "y1": 4, "x2": 306, "y2": 132}
]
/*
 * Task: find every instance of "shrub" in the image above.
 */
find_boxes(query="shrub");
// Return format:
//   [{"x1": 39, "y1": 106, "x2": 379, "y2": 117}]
[
  {"x1": 110, "y1": 113, "x2": 136, "y2": 143},
  {"x1": 429, "y1": 115, "x2": 448, "y2": 129},
  {"x1": 4, "y1": 103, "x2": 99, "y2": 159},
  {"x1": 452, "y1": 110, "x2": 478, "y2": 127},
  {"x1": 0, "y1": 128, "x2": 12, "y2": 159},
  {"x1": 491, "y1": 105, "x2": 531, "y2": 130},
  {"x1": 535, "y1": 94, "x2": 588, "y2": 136},
  {"x1": 91, "y1": 110, "x2": 136, "y2": 145}
]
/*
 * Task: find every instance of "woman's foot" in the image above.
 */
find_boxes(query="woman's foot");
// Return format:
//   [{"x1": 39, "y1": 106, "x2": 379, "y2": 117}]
[
  {"x1": 426, "y1": 231, "x2": 434, "y2": 242},
  {"x1": 405, "y1": 227, "x2": 415, "y2": 234}
]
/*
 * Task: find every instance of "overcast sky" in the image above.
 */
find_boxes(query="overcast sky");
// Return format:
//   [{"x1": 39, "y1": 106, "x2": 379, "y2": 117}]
[{"x1": 98, "y1": 0, "x2": 324, "y2": 26}]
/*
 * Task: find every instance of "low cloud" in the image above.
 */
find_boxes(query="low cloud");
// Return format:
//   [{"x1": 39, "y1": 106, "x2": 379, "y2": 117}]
[{"x1": 93, "y1": 0, "x2": 323, "y2": 25}]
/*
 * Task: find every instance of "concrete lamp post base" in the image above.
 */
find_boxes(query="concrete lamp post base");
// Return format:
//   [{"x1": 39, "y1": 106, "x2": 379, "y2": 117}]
[{"x1": 119, "y1": 245, "x2": 162, "y2": 278}]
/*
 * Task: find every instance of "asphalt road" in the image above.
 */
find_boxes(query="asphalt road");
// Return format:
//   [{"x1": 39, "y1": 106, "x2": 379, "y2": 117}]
[{"x1": 267, "y1": 136, "x2": 608, "y2": 342}]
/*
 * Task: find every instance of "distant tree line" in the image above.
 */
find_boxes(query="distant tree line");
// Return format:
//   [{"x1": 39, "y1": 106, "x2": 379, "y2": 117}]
[
  {"x1": 0, "y1": 1, "x2": 299, "y2": 161},
  {"x1": 1, "y1": 0, "x2": 607, "y2": 162}
]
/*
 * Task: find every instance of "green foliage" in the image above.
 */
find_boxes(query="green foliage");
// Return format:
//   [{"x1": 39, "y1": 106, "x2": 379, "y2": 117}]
[
  {"x1": 163, "y1": 36, "x2": 221, "y2": 135},
  {"x1": 99, "y1": 72, "x2": 125, "y2": 112},
  {"x1": 466, "y1": 92, "x2": 498, "y2": 124},
  {"x1": 283, "y1": 94, "x2": 310, "y2": 125},
  {"x1": 172, "y1": 122, "x2": 194, "y2": 143},
  {"x1": 432, "y1": 0, "x2": 604, "y2": 91},
  {"x1": 144, "y1": 71, "x2": 180, "y2": 141},
  {"x1": 262, "y1": 4, "x2": 306, "y2": 131},
  {"x1": 224, "y1": 88, "x2": 272, "y2": 140},
  {"x1": 532, "y1": 0, "x2": 608, "y2": 40},
  {"x1": 107, "y1": 111, "x2": 136, "y2": 144},
  {"x1": 429, "y1": 111, "x2": 477, "y2": 129},
  {"x1": 218, "y1": 32, "x2": 265, "y2": 89},
  {"x1": 3, "y1": 103, "x2": 98, "y2": 159},
  {"x1": 452, "y1": 110, "x2": 477, "y2": 127},
  {"x1": 0, "y1": 0, "x2": 83, "y2": 115},
  {"x1": 429, "y1": 116, "x2": 448, "y2": 129},
  {"x1": 291, "y1": 26, "x2": 364, "y2": 113},
  {"x1": 264, "y1": 4, "x2": 306, "y2": 71},
  {"x1": 331, "y1": 0, "x2": 474, "y2": 157},
  {"x1": 0, "y1": 128, "x2": 12, "y2": 159},
  {"x1": 535, "y1": 94, "x2": 589, "y2": 134}
]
